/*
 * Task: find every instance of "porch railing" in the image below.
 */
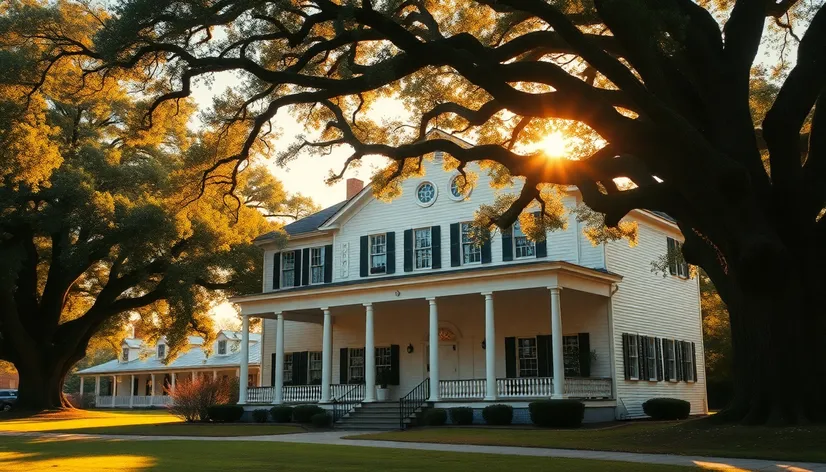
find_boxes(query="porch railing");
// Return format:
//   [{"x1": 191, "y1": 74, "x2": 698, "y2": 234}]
[
  {"x1": 439, "y1": 378, "x2": 485, "y2": 399},
  {"x1": 282, "y1": 385, "x2": 321, "y2": 403},
  {"x1": 248, "y1": 386, "x2": 274, "y2": 403},
  {"x1": 95, "y1": 395, "x2": 173, "y2": 408},
  {"x1": 332, "y1": 384, "x2": 365, "y2": 423},
  {"x1": 498, "y1": 377, "x2": 554, "y2": 398},
  {"x1": 399, "y1": 378, "x2": 430, "y2": 430},
  {"x1": 246, "y1": 384, "x2": 365, "y2": 404},
  {"x1": 438, "y1": 377, "x2": 612, "y2": 400}
]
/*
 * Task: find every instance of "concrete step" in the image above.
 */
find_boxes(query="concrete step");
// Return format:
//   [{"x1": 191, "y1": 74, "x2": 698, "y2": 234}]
[
  {"x1": 335, "y1": 423, "x2": 399, "y2": 431},
  {"x1": 340, "y1": 417, "x2": 399, "y2": 425}
]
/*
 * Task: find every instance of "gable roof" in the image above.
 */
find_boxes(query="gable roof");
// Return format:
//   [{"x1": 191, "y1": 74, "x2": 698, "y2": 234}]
[{"x1": 254, "y1": 200, "x2": 347, "y2": 243}]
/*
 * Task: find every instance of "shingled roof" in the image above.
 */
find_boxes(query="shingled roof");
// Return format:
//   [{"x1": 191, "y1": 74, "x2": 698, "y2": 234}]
[{"x1": 254, "y1": 200, "x2": 347, "y2": 242}]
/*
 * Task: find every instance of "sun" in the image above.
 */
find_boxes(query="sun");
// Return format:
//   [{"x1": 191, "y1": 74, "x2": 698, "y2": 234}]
[{"x1": 537, "y1": 132, "x2": 569, "y2": 158}]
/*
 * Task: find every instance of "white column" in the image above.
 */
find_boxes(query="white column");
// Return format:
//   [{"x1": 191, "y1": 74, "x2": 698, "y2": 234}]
[
  {"x1": 171, "y1": 372, "x2": 176, "y2": 391},
  {"x1": 240, "y1": 312, "x2": 250, "y2": 404},
  {"x1": 364, "y1": 303, "x2": 376, "y2": 402},
  {"x1": 79, "y1": 377, "x2": 84, "y2": 396},
  {"x1": 191, "y1": 371, "x2": 196, "y2": 381},
  {"x1": 95, "y1": 376, "x2": 101, "y2": 396},
  {"x1": 550, "y1": 287, "x2": 565, "y2": 399},
  {"x1": 483, "y1": 292, "x2": 497, "y2": 400},
  {"x1": 321, "y1": 307, "x2": 333, "y2": 403},
  {"x1": 151, "y1": 374, "x2": 156, "y2": 396},
  {"x1": 428, "y1": 297, "x2": 440, "y2": 401},
  {"x1": 274, "y1": 312, "x2": 285, "y2": 404},
  {"x1": 129, "y1": 374, "x2": 135, "y2": 408},
  {"x1": 112, "y1": 376, "x2": 117, "y2": 397},
  {"x1": 213, "y1": 370, "x2": 217, "y2": 381}
]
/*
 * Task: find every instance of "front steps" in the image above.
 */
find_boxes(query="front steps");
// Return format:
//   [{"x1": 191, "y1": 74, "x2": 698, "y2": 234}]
[{"x1": 334, "y1": 401, "x2": 403, "y2": 431}]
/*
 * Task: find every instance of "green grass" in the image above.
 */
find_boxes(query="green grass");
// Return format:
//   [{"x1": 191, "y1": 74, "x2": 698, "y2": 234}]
[
  {"x1": 349, "y1": 421, "x2": 826, "y2": 463},
  {"x1": 0, "y1": 436, "x2": 695, "y2": 471}
]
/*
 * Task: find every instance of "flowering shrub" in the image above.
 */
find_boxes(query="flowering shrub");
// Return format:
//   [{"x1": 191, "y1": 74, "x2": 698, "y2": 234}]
[{"x1": 168, "y1": 377, "x2": 235, "y2": 422}]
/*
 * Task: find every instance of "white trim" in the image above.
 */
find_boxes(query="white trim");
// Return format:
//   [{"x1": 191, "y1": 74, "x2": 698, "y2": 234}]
[
  {"x1": 415, "y1": 181, "x2": 438, "y2": 207},
  {"x1": 368, "y1": 233, "x2": 388, "y2": 276},
  {"x1": 448, "y1": 174, "x2": 472, "y2": 201},
  {"x1": 413, "y1": 227, "x2": 433, "y2": 270}
]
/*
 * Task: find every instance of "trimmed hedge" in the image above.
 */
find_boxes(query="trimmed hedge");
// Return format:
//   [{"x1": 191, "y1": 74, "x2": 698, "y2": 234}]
[
  {"x1": 270, "y1": 406, "x2": 294, "y2": 423},
  {"x1": 643, "y1": 398, "x2": 691, "y2": 420},
  {"x1": 529, "y1": 400, "x2": 585, "y2": 428},
  {"x1": 482, "y1": 404, "x2": 513, "y2": 425},
  {"x1": 293, "y1": 404, "x2": 326, "y2": 423},
  {"x1": 252, "y1": 409, "x2": 269, "y2": 423},
  {"x1": 207, "y1": 404, "x2": 244, "y2": 423},
  {"x1": 423, "y1": 408, "x2": 447, "y2": 426},
  {"x1": 311, "y1": 412, "x2": 332, "y2": 428},
  {"x1": 449, "y1": 407, "x2": 474, "y2": 425}
]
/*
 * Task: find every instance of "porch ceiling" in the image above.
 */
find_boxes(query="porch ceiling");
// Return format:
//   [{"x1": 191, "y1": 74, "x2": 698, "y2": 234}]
[{"x1": 232, "y1": 260, "x2": 621, "y2": 318}]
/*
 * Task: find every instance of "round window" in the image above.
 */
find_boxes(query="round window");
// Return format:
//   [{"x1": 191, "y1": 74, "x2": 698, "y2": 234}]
[
  {"x1": 416, "y1": 181, "x2": 437, "y2": 206},
  {"x1": 449, "y1": 175, "x2": 471, "y2": 200}
]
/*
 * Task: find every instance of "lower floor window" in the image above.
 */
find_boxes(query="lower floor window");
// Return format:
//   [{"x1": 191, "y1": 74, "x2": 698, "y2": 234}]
[
  {"x1": 283, "y1": 353, "x2": 294, "y2": 384},
  {"x1": 562, "y1": 335, "x2": 581, "y2": 377},
  {"x1": 682, "y1": 342, "x2": 695, "y2": 382},
  {"x1": 376, "y1": 347, "x2": 391, "y2": 379},
  {"x1": 348, "y1": 348, "x2": 365, "y2": 383},
  {"x1": 309, "y1": 351, "x2": 322, "y2": 383},
  {"x1": 518, "y1": 337, "x2": 538, "y2": 377}
]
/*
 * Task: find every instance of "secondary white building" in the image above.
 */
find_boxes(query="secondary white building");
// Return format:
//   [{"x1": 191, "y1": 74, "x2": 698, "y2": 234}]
[
  {"x1": 77, "y1": 330, "x2": 262, "y2": 408},
  {"x1": 231, "y1": 137, "x2": 707, "y2": 427}
]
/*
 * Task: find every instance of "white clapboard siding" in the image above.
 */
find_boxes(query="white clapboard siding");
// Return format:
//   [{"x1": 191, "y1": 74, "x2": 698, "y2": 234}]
[{"x1": 260, "y1": 318, "x2": 323, "y2": 386}]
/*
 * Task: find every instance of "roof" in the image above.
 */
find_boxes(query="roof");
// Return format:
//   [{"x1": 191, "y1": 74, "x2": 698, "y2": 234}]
[
  {"x1": 255, "y1": 200, "x2": 347, "y2": 242},
  {"x1": 79, "y1": 333, "x2": 262, "y2": 375}
]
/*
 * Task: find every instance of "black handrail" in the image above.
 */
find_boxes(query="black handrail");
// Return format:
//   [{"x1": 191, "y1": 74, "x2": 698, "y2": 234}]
[
  {"x1": 332, "y1": 384, "x2": 364, "y2": 423},
  {"x1": 399, "y1": 378, "x2": 430, "y2": 430}
]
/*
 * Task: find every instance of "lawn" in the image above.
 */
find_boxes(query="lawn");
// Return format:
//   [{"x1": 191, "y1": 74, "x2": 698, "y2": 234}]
[
  {"x1": 350, "y1": 421, "x2": 826, "y2": 463},
  {"x1": 0, "y1": 436, "x2": 696, "y2": 471},
  {"x1": 0, "y1": 410, "x2": 301, "y2": 437}
]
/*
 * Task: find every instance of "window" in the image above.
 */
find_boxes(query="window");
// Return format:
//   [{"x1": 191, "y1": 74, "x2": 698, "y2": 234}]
[
  {"x1": 627, "y1": 335, "x2": 639, "y2": 380},
  {"x1": 284, "y1": 353, "x2": 294, "y2": 384},
  {"x1": 682, "y1": 342, "x2": 695, "y2": 382},
  {"x1": 513, "y1": 220, "x2": 535, "y2": 259},
  {"x1": 309, "y1": 351, "x2": 322, "y2": 383},
  {"x1": 375, "y1": 347, "x2": 392, "y2": 378},
  {"x1": 310, "y1": 247, "x2": 325, "y2": 284},
  {"x1": 667, "y1": 238, "x2": 689, "y2": 278},
  {"x1": 281, "y1": 252, "x2": 296, "y2": 288},
  {"x1": 517, "y1": 337, "x2": 539, "y2": 377},
  {"x1": 449, "y1": 175, "x2": 470, "y2": 200},
  {"x1": 646, "y1": 337, "x2": 658, "y2": 381},
  {"x1": 348, "y1": 347, "x2": 365, "y2": 382},
  {"x1": 460, "y1": 222, "x2": 481, "y2": 265},
  {"x1": 157, "y1": 344, "x2": 166, "y2": 359},
  {"x1": 369, "y1": 234, "x2": 387, "y2": 274},
  {"x1": 122, "y1": 347, "x2": 129, "y2": 362},
  {"x1": 414, "y1": 228, "x2": 432, "y2": 269},
  {"x1": 217, "y1": 340, "x2": 227, "y2": 355},
  {"x1": 416, "y1": 181, "x2": 437, "y2": 206},
  {"x1": 562, "y1": 335, "x2": 581, "y2": 377},
  {"x1": 665, "y1": 339, "x2": 677, "y2": 381}
]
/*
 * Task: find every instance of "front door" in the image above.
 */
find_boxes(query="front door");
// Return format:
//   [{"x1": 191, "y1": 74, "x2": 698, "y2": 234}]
[{"x1": 439, "y1": 344, "x2": 459, "y2": 380}]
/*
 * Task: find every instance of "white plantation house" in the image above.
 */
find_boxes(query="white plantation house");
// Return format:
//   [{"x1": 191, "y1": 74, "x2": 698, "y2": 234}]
[
  {"x1": 77, "y1": 330, "x2": 261, "y2": 408},
  {"x1": 231, "y1": 135, "x2": 707, "y2": 428}
]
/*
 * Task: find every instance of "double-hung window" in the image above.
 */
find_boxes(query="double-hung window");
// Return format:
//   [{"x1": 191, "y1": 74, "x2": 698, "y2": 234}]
[
  {"x1": 414, "y1": 228, "x2": 432, "y2": 269},
  {"x1": 310, "y1": 247, "x2": 325, "y2": 284},
  {"x1": 665, "y1": 339, "x2": 677, "y2": 381},
  {"x1": 157, "y1": 344, "x2": 166, "y2": 359},
  {"x1": 348, "y1": 347, "x2": 365, "y2": 383},
  {"x1": 513, "y1": 220, "x2": 535, "y2": 259},
  {"x1": 283, "y1": 353, "x2": 294, "y2": 384},
  {"x1": 627, "y1": 335, "x2": 640, "y2": 380},
  {"x1": 375, "y1": 347, "x2": 392, "y2": 378},
  {"x1": 562, "y1": 335, "x2": 581, "y2": 376},
  {"x1": 309, "y1": 351, "x2": 322, "y2": 383},
  {"x1": 517, "y1": 337, "x2": 539, "y2": 377},
  {"x1": 646, "y1": 337, "x2": 658, "y2": 380},
  {"x1": 217, "y1": 340, "x2": 227, "y2": 355},
  {"x1": 460, "y1": 222, "x2": 481, "y2": 265},
  {"x1": 369, "y1": 234, "x2": 387, "y2": 274},
  {"x1": 122, "y1": 347, "x2": 129, "y2": 362},
  {"x1": 281, "y1": 252, "x2": 296, "y2": 288},
  {"x1": 667, "y1": 238, "x2": 689, "y2": 278},
  {"x1": 682, "y1": 342, "x2": 695, "y2": 382}
]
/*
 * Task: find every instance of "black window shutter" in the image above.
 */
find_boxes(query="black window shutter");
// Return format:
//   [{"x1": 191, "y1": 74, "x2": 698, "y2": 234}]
[
  {"x1": 339, "y1": 348, "x2": 349, "y2": 384},
  {"x1": 502, "y1": 226, "x2": 513, "y2": 261},
  {"x1": 537, "y1": 335, "x2": 552, "y2": 377},
  {"x1": 293, "y1": 249, "x2": 302, "y2": 287},
  {"x1": 533, "y1": 211, "x2": 547, "y2": 258},
  {"x1": 272, "y1": 253, "x2": 281, "y2": 290},
  {"x1": 450, "y1": 223, "x2": 461, "y2": 267},
  {"x1": 655, "y1": 338, "x2": 663, "y2": 381},
  {"x1": 301, "y1": 248, "x2": 310, "y2": 286},
  {"x1": 578, "y1": 333, "x2": 591, "y2": 377},
  {"x1": 639, "y1": 336, "x2": 648, "y2": 380},
  {"x1": 675, "y1": 340, "x2": 684, "y2": 381},
  {"x1": 403, "y1": 229, "x2": 413, "y2": 272},
  {"x1": 691, "y1": 342, "x2": 698, "y2": 382},
  {"x1": 271, "y1": 353, "x2": 276, "y2": 387},
  {"x1": 323, "y1": 245, "x2": 333, "y2": 283},
  {"x1": 359, "y1": 236, "x2": 369, "y2": 277},
  {"x1": 667, "y1": 238, "x2": 678, "y2": 275},
  {"x1": 622, "y1": 333, "x2": 631, "y2": 380},
  {"x1": 505, "y1": 337, "x2": 517, "y2": 378},
  {"x1": 481, "y1": 234, "x2": 492, "y2": 264},
  {"x1": 431, "y1": 225, "x2": 441, "y2": 269},
  {"x1": 389, "y1": 344, "x2": 400, "y2": 386},
  {"x1": 386, "y1": 232, "x2": 396, "y2": 274}
]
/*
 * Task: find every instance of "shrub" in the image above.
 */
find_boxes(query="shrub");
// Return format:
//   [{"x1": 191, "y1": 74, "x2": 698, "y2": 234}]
[
  {"x1": 311, "y1": 412, "x2": 332, "y2": 428},
  {"x1": 643, "y1": 398, "x2": 691, "y2": 420},
  {"x1": 252, "y1": 409, "x2": 270, "y2": 423},
  {"x1": 293, "y1": 404, "x2": 325, "y2": 423},
  {"x1": 207, "y1": 404, "x2": 245, "y2": 423},
  {"x1": 423, "y1": 408, "x2": 447, "y2": 426},
  {"x1": 449, "y1": 407, "x2": 474, "y2": 425},
  {"x1": 169, "y1": 377, "x2": 235, "y2": 422},
  {"x1": 65, "y1": 392, "x2": 96, "y2": 409},
  {"x1": 482, "y1": 404, "x2": 513, "y2": 425},
  {"x1": 270, "y1": 406, "x2": 294, "y2": 423},
  {"x1": 529, "y1": 400, "x2": 585, "y2": 428}
]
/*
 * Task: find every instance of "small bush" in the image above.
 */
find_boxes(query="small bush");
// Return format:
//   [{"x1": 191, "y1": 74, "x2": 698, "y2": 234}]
[
  {"x1": 252, "y1": 409, "x2": 269, "y2": 423},
  {"x1": 293, "y1": 404, "x2": 326, "y2": 423},
  {"x1": 643, "y1": 398, "x2": 691, "y2": 420},
  {"x1": 270, "y1": 406, "x2": 294, "y2": 423},
  {"x1": 449, "y1": 407, "x2": 474, "y2": 425},
  {"x1": 529, "y1": 400, "x2": 585, "y2": 428},
  {"x1": 423, "y1": 408, "x2": 447, "y2": 426},
  {"x1": 207, "y1": 404, "x2": 245, "y2": 423},
  {"x1": 65, "y1": 392, "x2": 96, "y2": 409},
  {"x1": 169, "y1": 377, "x2": 235, "y2": 422},
  {"x1": 311, "y1": 412, "x2": 332, "y2": 428},
  {"x1": 482, "y1": 404, "x2": 513, "y2": 425}
]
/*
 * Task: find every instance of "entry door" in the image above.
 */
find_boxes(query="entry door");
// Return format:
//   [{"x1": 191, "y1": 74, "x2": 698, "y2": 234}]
[{"x1": 439, "y1": 344, "x2": 459, "y2": 380}]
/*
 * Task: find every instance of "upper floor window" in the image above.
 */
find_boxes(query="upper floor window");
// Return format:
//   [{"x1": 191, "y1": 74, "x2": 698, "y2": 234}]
[
  {"x1": 449, "y1": 175, "x2": 471, "y2": 200},
  {"x1": 281, "y1": 252, "x2": 295, "y2": 288},
  {"x1": 310, "y1": 247, "x2": 325, "y2": 284},
  {"x1": 513, "y1": 220, "x2": 535, "y2": 259},
  {"x1": 460, "y1": 222, "x2": 481, "y2": 265},
  {"x1": 414, "y1": 228, "x2": 432, "y2": 269},
  {"x1": 217, "y1": 340, "x2": 227, "y2": 355},
  {"x1": 517, "y1": 337, "x2": 538, "y2": 377},
  {"x1": 121, "y1": 347, "x2": 129, "y2": 362},
  {"x1": 369, "y1": 234, "x2": 387, "y2": 274},
  {"x1": 416, "y1": 181, "x2": 437, "y2": 206},
  {"x1": 157, "y1": 344, "x2": 166, "y2": 359},
  {"x1": 667, "y1": 237, "x2": 689, "y2": 278}
]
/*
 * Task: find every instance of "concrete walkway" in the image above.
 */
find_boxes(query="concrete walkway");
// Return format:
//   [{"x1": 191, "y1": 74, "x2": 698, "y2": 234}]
[{"x1": 2, "y1": 429, "x2": 823, "y2": 471}]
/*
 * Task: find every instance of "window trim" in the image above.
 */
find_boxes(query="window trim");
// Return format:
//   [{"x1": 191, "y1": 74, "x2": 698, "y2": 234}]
[
  {"x1": 460, "y1": 222, "x2": 482, "y2": 266},
  {"x1": 512, "y1": 220, "x2": 536, "y2": 259},
  {"x1": 665, "y1": 339, "x2": 678, "y2": 382},
  {"x1": 121, "y1": 347, "x2": 129, "y2": 362},
  {"x1": 157, "y1": 344, "x2": 166, "y2": 359},
  {"x1": 309, "y1": 351, "x2": 323, "y2": 383},
  {"x1": 368, "y1": 233, "x2": 388, "y2": 276},
  {"x1": 516, "y1": 337, "x2": 539, "y2": 378},
  {"x1": 217, "y1": 340, "x2": 227, "y2": 356},
  {"x1": 281, "y1": 251, "x2": 296, "y2": 289},
  {"x1": 627, "y1": 335, "x2": 640, "y2": 380},
  {"x1": 413, "y1": 227, "x2": 433, "y2": 270},
  {"x1": 667, "y1": 237, "x2": 690, "y2": 279},
  {"x1": 682, "y1": 342, "x2": 696, "y2": 382},
  {"x1": 562, "y1": 335, "x2": 581, "y2": 377},
  {"x1": 347, "y1": 347, "x2": 366, "y2": 383},
  {"x1": 283, "y1": 353, "x2": 294, "y2": 384},
  {"x1": 375, "y1": 346, "x2": 392, "y2": 380},
  {"x1": 448, "y1": 175, "x2": 472, "y2": 201},
  {"x1": 646, "y1": 337, "x2": 658, "y2": 381},
  {"x1": 415, "y1": 181, "x2": 438, "y2": 207},
  {"x1": 309, "y1": 246, "x2": 325, "y2": 285}
]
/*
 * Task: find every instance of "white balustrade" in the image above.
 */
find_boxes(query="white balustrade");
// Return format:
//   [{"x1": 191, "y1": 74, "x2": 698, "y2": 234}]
[
  {"x1": 564, "y1": 377, "x2": 612, "y2": 399},
  {"x1": 282, "y1": 385, "x2": 322, "y2": 403},
  {"x1": 95, "y1": 395, "x2": 173, "y2": 408},
  {"x1": 439, "y1": 379, "x2": 486, "y2": 399},
  {"x1": 438, "y1": 378, "x2": 613, "y2": 400},
  {"x1": 247, "y1": 387, "x2": 275, "y2": 403},
  {"x1": 498, "y1": 377, "x2": 554, "y2": 398}
]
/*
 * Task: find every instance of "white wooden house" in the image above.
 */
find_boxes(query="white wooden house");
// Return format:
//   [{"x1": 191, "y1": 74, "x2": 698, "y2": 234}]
[{"x1": 231, "y1": 141, "x2": 707, "y2": 428}]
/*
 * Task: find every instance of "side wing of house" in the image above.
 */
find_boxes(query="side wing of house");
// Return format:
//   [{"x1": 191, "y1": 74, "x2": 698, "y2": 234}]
[{"x1": 605, "y1": 213, "x2": 707, "y2": 418}]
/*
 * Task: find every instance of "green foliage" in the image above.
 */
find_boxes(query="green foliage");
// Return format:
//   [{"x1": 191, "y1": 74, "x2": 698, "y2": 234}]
[
  {"x1": 207, "y1": 405, "x2": 244, "y2": 423},
  {"x1": 482, "y1": 404, "x2": 513, "y2": 426},
  {"x1": 423, "y1": 408, "x2": 448, "y2": 426},
  {"x1": 270, "y1": 406, "x2": 294, "y2": 423},
  {"x1": 642, "y1": 398, "x2": 691, "y2": 420},
  {"x1": 292, "y1": 405, "x2": 326, "y2": 423},
  {"x1": 310, "y1": 412, "x2": 332, "y2": 428},
  {"x1": 448, "y1": 407, "x2": 474, "y2": 425},
  {"x1": 252, "y1": 409, "x2": 269, "y2": 423},
  {"x1": 528, "y1": 400, "x2": 585, "y2": 428}
]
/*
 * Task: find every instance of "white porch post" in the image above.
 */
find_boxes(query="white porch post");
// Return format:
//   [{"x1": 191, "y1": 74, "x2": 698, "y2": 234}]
[
  {"x1": 428, "y1": 297, "x2": 440, "y2": 401},
  {"x1": 171, "y1": 372, "x2": 176, "y2": 391},
  {"x1": 151, "y1": 374, "x2": 156, "y2": 396},
  {"x1": 320, "y1": 307, "x2": 333, "y2": 403},
  {"x1": 213, "y1": 370, "x2": 217, "y2": 381},
  {"x1": 79, "y1": 377, "x2": 84, "y2": 396},
  {"x1": 112, "y1": 375, "x2": 117, "y2": 397},
  {"x1": 274, "y1": 312, "x2": 285, "y2": 404},
  {"x1": 364, "y1": 303, "x2": 376, "y2": 402},
  {"x1": 191, "y1": 371, "x2": 196, "y2": 381},
  {"x1": 550, "y1": 287, "x2": 565, "y2": 399},
  {"x1": 129, "y1": 374, "x2": 135, "y2": 408},
  {"x1": 483, "y1": 292, "x2": 497, "y2": 400},
  {"x1": 239, "y1": 313, "x2": 250, "y2": 404},
  {"x1": 94, "y1": 376, "x2": 100, "y2": 397}
]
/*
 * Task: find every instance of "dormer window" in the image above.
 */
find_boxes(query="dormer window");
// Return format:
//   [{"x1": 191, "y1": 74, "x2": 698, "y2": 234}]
[
  {"x1": 122, "y1": 347, "x2": 129, "y2": 362},
  {"x1": 217, "y1": 340, "x2": 227, "y2": 355},
  {"x1": 157, "y1": 344, "x2": 166, "y2": 359}
]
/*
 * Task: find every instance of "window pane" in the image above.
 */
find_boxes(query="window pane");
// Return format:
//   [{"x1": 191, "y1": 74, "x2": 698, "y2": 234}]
[
  {"x1": 281, "y1": 252, "x2": 295, "y2": 288},
  {"x1": 414, "y1": 228, "x2": 432, "y2": 269},
  {"x1": 460, "y1": 222, "x2": 482, "y2": 264},
  {"x1": 563, "y1": 335, "x2": 581, "y2": 377},
  {"x1": 370, "y1": 234, "x2": 387, "y2": 274},
  {"x1": 517, "y1": 338, "x2": 538, "y2": 377},
  {"x1": 513, "y1": 221, "x2": 535, "y2": 258}
]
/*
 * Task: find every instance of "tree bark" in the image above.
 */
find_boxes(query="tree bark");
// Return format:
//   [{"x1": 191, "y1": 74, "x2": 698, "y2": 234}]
[{"x1": 14, "y1": 353, "x2": 76, "y2": 411}]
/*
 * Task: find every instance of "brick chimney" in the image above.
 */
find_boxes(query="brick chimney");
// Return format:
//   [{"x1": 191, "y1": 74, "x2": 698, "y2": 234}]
[{"x1": 346, "y1": 178, "x2": 364, "y2": 199}]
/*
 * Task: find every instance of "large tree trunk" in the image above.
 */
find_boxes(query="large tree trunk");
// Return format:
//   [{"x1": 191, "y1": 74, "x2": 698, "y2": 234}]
[{"x1": 15, "y1": 357, "x2": 75, "y2": 411}]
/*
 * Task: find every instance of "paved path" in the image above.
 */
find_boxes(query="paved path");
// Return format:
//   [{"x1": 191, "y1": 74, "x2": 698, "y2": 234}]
[{"x1": 2, "y1": 430, "x2": 823, "y2": 471}]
